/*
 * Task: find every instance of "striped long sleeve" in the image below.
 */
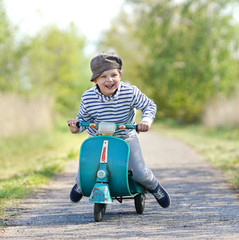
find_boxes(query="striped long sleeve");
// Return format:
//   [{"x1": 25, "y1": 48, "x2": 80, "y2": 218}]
[{"x1": 76, "y1": 82, "x2": 156, "y2": 138}]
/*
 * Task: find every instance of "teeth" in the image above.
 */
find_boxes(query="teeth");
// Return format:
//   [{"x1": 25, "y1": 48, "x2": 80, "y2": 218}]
[{"x1": 106, "y1": 84, "x2": 114, "y2": 88}]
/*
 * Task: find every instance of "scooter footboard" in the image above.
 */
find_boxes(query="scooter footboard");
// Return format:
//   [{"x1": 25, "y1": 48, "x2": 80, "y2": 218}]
[{"x1": 79, "y1": 136, "x2": 132, "y2": 197}]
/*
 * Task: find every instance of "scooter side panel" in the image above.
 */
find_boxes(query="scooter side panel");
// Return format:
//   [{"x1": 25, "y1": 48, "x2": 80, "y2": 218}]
[{"x1": 79, "y1": 136, "x2": 131, "y2": 197}]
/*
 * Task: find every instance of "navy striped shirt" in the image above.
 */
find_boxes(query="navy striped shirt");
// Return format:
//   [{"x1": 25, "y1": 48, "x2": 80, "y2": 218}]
[{"x1": 76, "y1": 81, "x2": 156, "y2": 138}]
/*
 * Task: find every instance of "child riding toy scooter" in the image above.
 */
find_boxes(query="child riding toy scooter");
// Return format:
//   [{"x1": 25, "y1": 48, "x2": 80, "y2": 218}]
[{"x1": 76, "y1": 121, "x2": 146, "y2": 222}]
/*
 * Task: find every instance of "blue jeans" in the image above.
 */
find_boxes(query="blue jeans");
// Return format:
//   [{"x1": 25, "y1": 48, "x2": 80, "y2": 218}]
[{"x1": 125, "y1": 135, "x2": 158, "y2": 190}]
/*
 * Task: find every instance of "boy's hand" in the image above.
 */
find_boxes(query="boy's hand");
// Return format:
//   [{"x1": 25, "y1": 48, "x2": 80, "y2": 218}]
[
  {"x1": 67, "y1": 119, "x2": 79, "y2": 133},
  {"x1": 136, "y1": 121, "x2": 151, "y2": 134}
]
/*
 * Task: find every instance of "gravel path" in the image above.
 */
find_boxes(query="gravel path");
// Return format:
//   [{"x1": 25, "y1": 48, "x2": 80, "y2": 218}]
[{"x1": 1, "y1": 131, "x2": 239, "y2": 239}]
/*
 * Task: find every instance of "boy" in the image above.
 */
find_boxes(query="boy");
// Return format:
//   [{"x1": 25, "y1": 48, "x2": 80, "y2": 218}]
[{"x1": 67, "y1": 52, "x2": 170, "y2": 208}]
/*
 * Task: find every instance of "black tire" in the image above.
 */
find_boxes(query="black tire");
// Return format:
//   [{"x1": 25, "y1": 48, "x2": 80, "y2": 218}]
[
  {"x1": 94, "y1": 203, "x2": 106, "y2": 222},
  {"x1": 134, "y1": 193, "x2": 146, "y2": 214}
]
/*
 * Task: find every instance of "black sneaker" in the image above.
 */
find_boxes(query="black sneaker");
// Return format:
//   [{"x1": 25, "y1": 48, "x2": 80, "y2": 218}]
[
  {"x1": 70, "y1": 184, "x2": 83, "y2": 203},
  {"x1": 149, "y1": 183, "x2": 171, "y2": 208}
]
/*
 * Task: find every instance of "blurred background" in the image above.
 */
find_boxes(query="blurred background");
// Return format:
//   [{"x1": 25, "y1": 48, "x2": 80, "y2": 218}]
[
  {"x1": 1, "y1": 0, "x2": 239, "y2": 137},
  {"x1": 1, "y1": 0, "x2": 239, "y2": 214}
]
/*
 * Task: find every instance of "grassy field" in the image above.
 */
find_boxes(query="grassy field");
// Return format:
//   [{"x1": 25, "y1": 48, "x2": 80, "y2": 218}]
[
  {"x1": 153, "y1": 121, "x2": 239, "y2": 189},
  {"x1": 0, "y1": 120, "x2": 86, "y2": 224}
]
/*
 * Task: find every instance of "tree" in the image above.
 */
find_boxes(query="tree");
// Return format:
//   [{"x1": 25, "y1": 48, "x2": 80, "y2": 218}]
[
  {"x1": 0, "y1": 0, "x2": 92, "y2": 119},
  {"x1": 0, "y1": 0, "x2": 20, "y2": 92},
  {"x1": 99, "y1": 0, "x2": 239, "y2": 123},
  {"x1": 22, "y1": 24, "x2": 91, "y2": 116}
]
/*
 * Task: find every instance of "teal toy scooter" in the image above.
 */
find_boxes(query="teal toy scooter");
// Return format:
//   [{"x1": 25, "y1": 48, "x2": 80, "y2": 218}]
[{"x1": 76, "y1": 122, "x2": 146, "y2": 222}]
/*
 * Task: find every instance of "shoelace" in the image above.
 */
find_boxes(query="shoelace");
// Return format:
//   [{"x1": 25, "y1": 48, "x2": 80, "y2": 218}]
[
  {"x1": 153, "y1": 189, "x2": 165, "y2": 200},
  {"x1": 75, "y1": 184, "x2": 82, "y2": 193}
]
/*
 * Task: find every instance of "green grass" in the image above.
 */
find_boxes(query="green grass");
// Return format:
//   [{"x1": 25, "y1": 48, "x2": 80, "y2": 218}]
[
  {"x1": 153, "y1": 121, "x2": 239, "y2": 188},
  {"x1": 0, "y1": 121, "x2": 86, "y2": 223}
]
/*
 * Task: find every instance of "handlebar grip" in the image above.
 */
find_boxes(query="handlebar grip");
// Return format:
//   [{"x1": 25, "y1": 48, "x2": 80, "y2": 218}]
[
  {"x1": 136, "y1": 125, "x2": 138, "y2": 132},
  {"x1": 75, "y1": 122, "x2": 98, "y2": 128},
  {"x1": 67, "y1": 122, "x2": 80, "y2": 128}
]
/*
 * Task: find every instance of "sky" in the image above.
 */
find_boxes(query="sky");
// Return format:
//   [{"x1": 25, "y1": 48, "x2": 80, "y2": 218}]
[{"x1": 2, "y1": 0, "x2": 125, "y2": 54}]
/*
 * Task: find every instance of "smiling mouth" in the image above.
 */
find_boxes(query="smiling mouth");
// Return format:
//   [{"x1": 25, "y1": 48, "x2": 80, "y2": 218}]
[{"x1": 105, "y1": 84, "x2": 115, "y2": 89}]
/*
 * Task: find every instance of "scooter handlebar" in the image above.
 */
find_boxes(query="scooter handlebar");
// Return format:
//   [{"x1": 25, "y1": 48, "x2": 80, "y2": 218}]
[{"x1": 75, "y1": 122, "x2": 138, "y2": 131}]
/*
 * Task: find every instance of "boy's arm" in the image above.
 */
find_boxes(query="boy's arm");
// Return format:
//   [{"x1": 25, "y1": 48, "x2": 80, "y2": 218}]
[{"x1": 132, "y1": 86, "x2": 157, "y2": 132}]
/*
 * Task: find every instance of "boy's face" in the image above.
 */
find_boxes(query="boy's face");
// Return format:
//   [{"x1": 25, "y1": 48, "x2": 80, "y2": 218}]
[{"x1": 94, "y1": 69, "x2": 122, "y2": 96}]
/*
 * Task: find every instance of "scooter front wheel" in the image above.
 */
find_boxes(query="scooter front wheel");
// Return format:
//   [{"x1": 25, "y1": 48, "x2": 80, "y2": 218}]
[
  {"x1": 134, "y1": 193, "x2": 146, "y2": 214},
  {"x1": 94, "y1": 203, "x2": 107, "y2": 222}
]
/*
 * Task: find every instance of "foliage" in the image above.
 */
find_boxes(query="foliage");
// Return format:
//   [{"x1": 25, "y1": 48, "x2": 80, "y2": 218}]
[
  {"x1": 0, "y1": 0, "x2": 92, "y2": 117},
  {"x1": 0, "y1": 0, "x2": 21, "y2": 92},
  {"x1": 20, "y1": 24, "x2": 92, "y2": 116},
  {"x1": 99, "y1": 0, "x2": 239, "y2": 123}
]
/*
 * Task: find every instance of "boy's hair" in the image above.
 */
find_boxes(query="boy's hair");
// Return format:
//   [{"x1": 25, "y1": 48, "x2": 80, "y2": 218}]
[{"x1": 90, "y1": 52, "x2": 122, "y2": 81}]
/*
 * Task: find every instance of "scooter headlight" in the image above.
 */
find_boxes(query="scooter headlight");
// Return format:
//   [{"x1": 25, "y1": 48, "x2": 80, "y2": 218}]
[{"x1": 97, "y1": 170, "x2": 106, "y2": 179}]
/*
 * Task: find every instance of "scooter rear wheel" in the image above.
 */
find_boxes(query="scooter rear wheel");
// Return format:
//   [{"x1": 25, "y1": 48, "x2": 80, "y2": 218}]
[
  {"x1": 134, "y1": 193, "x2": 146, "y2": 214},
  {"x1": 94, "y1": 203, "x2": 107, "y2": 222}
]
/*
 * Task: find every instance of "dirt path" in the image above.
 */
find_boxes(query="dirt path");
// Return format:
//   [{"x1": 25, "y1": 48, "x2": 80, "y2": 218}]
[{"x1": 1, "y1": 131, "x2": 239, "y2": 239}]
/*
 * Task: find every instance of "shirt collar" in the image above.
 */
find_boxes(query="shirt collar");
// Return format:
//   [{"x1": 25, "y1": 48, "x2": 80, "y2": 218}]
[{"x1": 94, "y1": 82, "x2": 121, "y2": 102}]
